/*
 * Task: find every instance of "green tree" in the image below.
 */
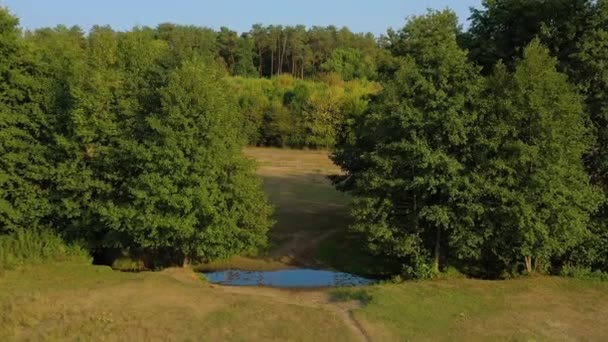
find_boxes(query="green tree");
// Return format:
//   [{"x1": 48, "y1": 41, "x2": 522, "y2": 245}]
[
  {"x1": 155, "y1": 23, "x2": 217, "y2": 66},
  {"x1": 465, "y1": 0, "x2": 593, "y2": 73},
  {"x1": 332, "y1": 10, "x2": 482, "y2": 277},
  {"x1": 233, "y1": 33, "x2": 258, "y2": 77},
  {"x1": 565, "y1": 1, "x2": 608, "y2": 272},
  {"x1": 0, "y1": 8, "x2": 51, "y2": 234},
  {"x1": 575, "y1": 0, "x2": 608, "y2": 192},
  {"x1": 217, "y1": 27, "x2": 238, "y2": 68},
  {"x1": 474, "y1": 41, "x2": 601, "y2": 274},
  {"x1": 321, "y1": 47, "x2": 376, "y2": 80},
  {"x1": 113, "y1": 61, "x2": 273, "y2": 265},
  {"x1": 24, "y1": 25, "x2": 86, "y2": 126},
  {"x1": 305, "y1": 79, "x2": 346, "y2": 148},
  {"x1": 47, "y1": 25, "x2": 124, "y2": 246},
  {"x1": 465, "y1": 0, "x2": 608, "y2": 274}
]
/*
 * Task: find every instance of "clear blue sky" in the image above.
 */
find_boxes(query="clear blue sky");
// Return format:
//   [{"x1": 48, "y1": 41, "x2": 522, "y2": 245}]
[{"x1": 1, "y1": 0, "x2": 481, "y2": 35}]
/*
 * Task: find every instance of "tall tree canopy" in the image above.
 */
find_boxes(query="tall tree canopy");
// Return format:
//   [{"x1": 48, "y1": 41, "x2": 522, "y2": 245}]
[
  {"x1": 0, "y1": 8, "x2": 50, "y2": 234},
  {"x1": 114, "y1": 61, "x2": 273, "y2": 264},
  {"x1": 464, "y1": 0, "x2": 608, "y2": 275},
  {"x1": 333, "y1": 11, "x2": 603, "y2": 278},
  {"x1": 1, "y1": 9, "x2": 274, "y2": 267},
  {"x1": 332, "y1": 10, "x2": 482, "y2": 277},
  {"x1": 465, "y1": 0, "x2": 594, "y2": 73},
  {"x1": 472, "y1": 41, "x2": 600, "y2": 275},
  {"x1": 2, "y1": 2, "x2": 608, "y2": 276}
]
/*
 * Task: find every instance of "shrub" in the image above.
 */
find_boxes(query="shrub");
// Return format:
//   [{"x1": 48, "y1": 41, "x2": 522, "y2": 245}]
[
  {"x1": 0, "y1": 229, "x2": 90, "y2": 271},
  {"x1": 331, "y1": 289, "x2": 373, "y2": 304},
  {"x1": 438, "y1": 266, "x2": 467, "y2": 280},
  {"x1": 402, "y1": 259, "x2": 438, "y2": 280},
  {"x1": 111, "y1": 257, "x2": 147, "y2": 272},
  {"x1": 560, "y1": 264, "x2": 608, "y2": 281}
]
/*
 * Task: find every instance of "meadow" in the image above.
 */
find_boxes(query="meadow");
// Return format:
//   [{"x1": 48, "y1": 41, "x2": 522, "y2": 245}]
[
  {"x1": 2, "y1": 148, "x2": 608, "y2": 341},
  {"x1": 194, "y1": 147, "x2": 352, "y2": 272}
]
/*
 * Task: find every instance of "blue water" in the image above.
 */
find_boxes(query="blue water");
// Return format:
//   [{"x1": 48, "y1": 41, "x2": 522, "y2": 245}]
[{"x1": 203, "y1": 269, "x2": 374, "y2": 288}]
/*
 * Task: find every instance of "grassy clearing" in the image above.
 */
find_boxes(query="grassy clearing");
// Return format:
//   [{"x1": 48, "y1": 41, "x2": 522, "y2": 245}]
[
  {"x1": 334, "y1": 276, "x2": 608, "y2": 341},
  {"x1": 4, "y1": 147, "x2": 608, "y2": 341},
  {"x1": 246, "y1": 147, "x2": 350, "y2": 236},
  {"x1": 3, "y1": 262, "x2": 608, "y2": 341},
  {"x1": 199, "y1": 147, "x2": 356, "y2": 270},
  {"x1": 241, "y1": 147, "x2": 392, "y2": 276},
  {"x1": 0, "y1": 263, "x2": 354, "y2": 341}
]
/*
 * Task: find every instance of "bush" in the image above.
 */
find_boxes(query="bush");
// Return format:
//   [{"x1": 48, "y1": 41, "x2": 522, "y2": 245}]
[
  {"x1": 0, "y1": 229, "x2": 90, "y2": 271},
  {"x1": 331, "y1": 289, "x2": 373, "y2": 304},
  {"x1": 437, "y1": 266, "x2": 467, "y2": 280},
  {"x1": 560, "y1": 264, "x2": 608, "y2": 281},
  {"x1": 111, "y1": 257, "x2": 146, "y2": 272},
  {"x1": 402, "y1": 259, "x2": 438, "y2": 280}
]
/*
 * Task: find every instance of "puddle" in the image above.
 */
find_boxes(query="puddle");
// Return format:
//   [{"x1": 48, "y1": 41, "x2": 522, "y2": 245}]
[{"x1": 203, "y1": 268, "x2": 374, "y2": 288}]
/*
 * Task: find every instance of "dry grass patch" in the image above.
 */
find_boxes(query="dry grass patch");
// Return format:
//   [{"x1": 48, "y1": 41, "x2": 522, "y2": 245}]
[
  {"x1": 194, "y1": 147, "x2": 352, "y2": 270},
  {"x1": 244, "y1": 147, "x2": 342, "y2": 179},
  {"x1": 0, "y1": 263, "x2": 355, "y2": 341},
  {"x1": 341, "y1": 276, "x2": 608, "y2": 341}
]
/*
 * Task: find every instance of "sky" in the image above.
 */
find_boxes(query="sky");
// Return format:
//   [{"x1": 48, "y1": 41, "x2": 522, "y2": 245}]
[{"x1": 1, "y1": 0, "x2": 482, "y2": 36}]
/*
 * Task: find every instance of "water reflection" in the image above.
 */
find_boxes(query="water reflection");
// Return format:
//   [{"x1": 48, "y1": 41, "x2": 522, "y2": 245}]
[{"x1": 204, "y1": 269, "x2": 374, "y2": 288}]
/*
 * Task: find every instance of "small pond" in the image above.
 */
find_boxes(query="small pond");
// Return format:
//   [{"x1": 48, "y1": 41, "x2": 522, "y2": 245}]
[{"x1": 203, "y1": 269, "x2": 374, "y2": 288}]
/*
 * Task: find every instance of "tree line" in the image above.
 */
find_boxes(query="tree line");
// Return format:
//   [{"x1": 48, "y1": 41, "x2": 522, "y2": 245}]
[
  {"x1": 231, "y1": 74, "x2": 380, "y2": 148},
  {"x1": 334, "y1": 0, "x2": 608, "y2": 278},
  {"x1": 2, "y1": 0, "x2": 608, "y2": 277},
  {"x1": 0, "y1": 8, "x2": 273, "y2": 267},
  {"x1": 119, "y1": 22, "x2": 379, "y2": 79},
  {"x1": 17, "y1": 22, "x2": 382, "y2": 150}
]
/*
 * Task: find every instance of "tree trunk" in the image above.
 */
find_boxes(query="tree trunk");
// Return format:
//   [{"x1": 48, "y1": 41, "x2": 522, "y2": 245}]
[
  {"x1": 277, "y1": 38, "x2": 282, "y2": 75},
  {"x1": 524, "y1": 256, "x2": 533, "y2": 273},
  {"x1": 434, "y1": 226, "x2": 441, "y2": 272},
  {"x1": 277, "y1": 36, "x2": 281, "y2": 74},
  {"x1": 258, "y1": 48, "x2": 262, "y2": 76},
  {"x1": 270, "y1": 49, "x2": 274, "y2": 77},
  {"x1": 280, "y1": 35, "x2": 288, "y2": 75},
  {"x1": 182, "y1": 256, "x2": 190, "y2": 268}
]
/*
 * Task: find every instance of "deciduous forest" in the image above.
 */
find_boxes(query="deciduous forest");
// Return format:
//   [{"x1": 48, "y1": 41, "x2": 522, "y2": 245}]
[{"x1": 2, "y1": 0, "x2": 608, "y2": 281}]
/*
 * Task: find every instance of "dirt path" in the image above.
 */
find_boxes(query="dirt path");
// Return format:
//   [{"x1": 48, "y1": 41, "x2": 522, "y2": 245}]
[{"x1": 212, "y1": 284, "x2": 371, "y2": 341}]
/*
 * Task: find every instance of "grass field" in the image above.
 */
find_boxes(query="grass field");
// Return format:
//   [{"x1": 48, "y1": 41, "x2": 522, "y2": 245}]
[
  {"x1": 0, "y1": 263, "x2": 355, "y2": 341},
  {"x1": 2, "y1": 147, "x2": 608, "y2": 341},
  {"x1": 197, "y1": 147, "x2": 357, "y2": 271},
  {"x1": 340, "y1": 277, "x2": 608, "y2": 341}
]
